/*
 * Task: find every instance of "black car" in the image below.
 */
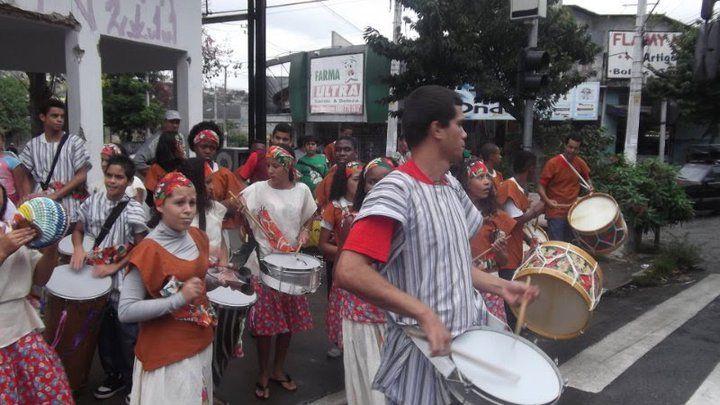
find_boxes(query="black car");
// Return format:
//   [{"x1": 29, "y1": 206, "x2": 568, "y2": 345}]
[{"x1": 677, "y1": 162, "x2": 720, "y2": 211}]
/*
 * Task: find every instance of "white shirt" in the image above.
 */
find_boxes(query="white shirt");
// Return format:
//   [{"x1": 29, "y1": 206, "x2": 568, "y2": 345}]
[
  {"x1": 191, "y1": 200, "x2": 227, "y2": 255},
  {"x1": 0, "y1": 246, "x2": 43, "y2": 348},
  {"x1": 241, "y1": 181, "x2": 317, "y2": 257}
]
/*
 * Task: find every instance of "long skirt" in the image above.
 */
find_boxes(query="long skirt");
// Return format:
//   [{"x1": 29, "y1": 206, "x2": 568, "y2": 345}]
[
  {"x1": 342, "y1": 319, "x2": 386, "y2": 405},
  {"x1": 325, "y1": 286, "x2": 344, "y2": 347},
  {"x1": 129, "y1": 343, "x2": 213, "y2": 405},
  {"x1": 248, "y1": 278, "x2": 313, "y2": 336},
  {"x1": 0, "y1": 331, "x2": 74, "y2": 404}
]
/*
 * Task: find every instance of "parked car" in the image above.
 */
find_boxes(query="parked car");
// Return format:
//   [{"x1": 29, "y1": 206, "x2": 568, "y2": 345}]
[{"x1": 676, "y1": 161, "x2": 720, "y2": 211}]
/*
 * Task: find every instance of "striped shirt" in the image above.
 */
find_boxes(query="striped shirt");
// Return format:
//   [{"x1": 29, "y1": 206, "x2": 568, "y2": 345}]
[
  {"x1": 19, "y1": 132, "x2": 91, "y2": 220},
  {"x1": 76, "y1": 191, "x2": 148, "y2": 298},
  {"x1": 355, "y1": 169, "x2": 487, "y2": 404}
]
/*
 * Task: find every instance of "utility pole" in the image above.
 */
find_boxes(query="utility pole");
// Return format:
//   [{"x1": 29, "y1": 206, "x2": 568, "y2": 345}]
[
  {"x1": 223, "y1": 65, "x2": 229, "y2": 134},
  {"x1": 213, "y1": 86, "x2": 218, "y2": 122},
  {"x1": 623, "y1": 0, "x2": 647, "y2": 164},
  {"x1": 522, "y1": 18, "x2": 539, "y2": 151},
  {"x1": 658, "y1": 98, "x2": 667, "y2": 161},
  {"x1": 385, "y1": 0, "x2": 402, "y2": 156}
]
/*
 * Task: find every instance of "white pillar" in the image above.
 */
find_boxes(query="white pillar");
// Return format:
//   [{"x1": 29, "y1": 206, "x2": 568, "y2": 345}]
[
  {"x1": 65, "y1": 29, "x2": 104, "y2": 187},
  {"x1": 176, "y1": 51, "x2": 203, "y2": 137},
  {"x1": 658, "y1": 99, "x2": 667, "y2": 161},
  {"x1": 623, "y1": 0, "x2": 647, "y2": 164}
]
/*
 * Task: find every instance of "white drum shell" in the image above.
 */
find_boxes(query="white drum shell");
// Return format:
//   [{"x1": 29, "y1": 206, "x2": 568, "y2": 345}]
[{"x1": 46, "y1": 264, "x2": 112, "y2": 301}]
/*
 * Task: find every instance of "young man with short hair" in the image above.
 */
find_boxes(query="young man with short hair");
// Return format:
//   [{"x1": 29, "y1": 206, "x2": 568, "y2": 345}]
[
  {"x1": 70, "y1": 154, "x2": 148, "y2": 400},
  {"x1": 538, "y1": 134, "x2": 593, "y2": 242},
  {"x1": 324, "y1": 123, "x2": 353, "y2": 166},
  {"x1": 335, "y1": 85, "x2": 538, "y2": 404},
  {"x1": 480, "y1": 142, "x2": 503, "y2": 191},
  {"x1": 235, "y1": 123, "x2": 292, "y2": 184},
  {"x1": 314, "y1": 135, "x2": 358, "y2": 207},
  {"x1": 296, "y1": 135, "x2": 329, "y2": 193},
  {"x1": 18, "y1": 98, "x2": 91, "y2": 221}
]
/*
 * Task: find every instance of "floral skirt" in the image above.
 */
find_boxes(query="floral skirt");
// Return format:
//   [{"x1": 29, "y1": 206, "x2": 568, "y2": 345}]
[
  {"x1": 248, "y1": 278, "x2": 313, "y2": 336},
  {"x1": 325, "y1": 286, "x2": 343, "y2": 348},
  {"x1": 483, "y1": 292, "x2": 507, "y2": 324},
  {"x1": 0, "y1": 332, "x2": 74, "y2": 404}
]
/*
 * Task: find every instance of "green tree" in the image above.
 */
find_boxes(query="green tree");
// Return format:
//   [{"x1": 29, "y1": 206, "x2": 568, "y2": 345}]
[
  {"x1": 102, "y1": 74, "x2": 164, "y2": 139},
  {"x1": 646, "y1": 23, "x2": 720, "y2": 140},
  {"x1": 0, "y1": 74, "x2": 30, "y2": 138},
  {"x1": 365, "y1": 0, "x2": 600, "y2": 119}
]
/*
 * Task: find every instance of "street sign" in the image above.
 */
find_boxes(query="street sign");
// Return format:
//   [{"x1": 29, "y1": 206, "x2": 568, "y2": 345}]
[
  {"x1": 510, "y1": 0, "x2": 547, "y2": 20},
  {"x1": 607, "y1": 31, "x2": 681, "y2": 79}
]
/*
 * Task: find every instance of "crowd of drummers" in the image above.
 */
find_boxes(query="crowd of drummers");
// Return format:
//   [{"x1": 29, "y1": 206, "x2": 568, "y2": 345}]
[{"x1": 2, "y1": 85, "x2": 621, "y2": 405}]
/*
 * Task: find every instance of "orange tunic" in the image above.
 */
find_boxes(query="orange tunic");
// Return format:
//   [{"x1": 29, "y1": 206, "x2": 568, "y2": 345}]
[
  {"x1": 314, "y1": 165, "x2": 338, "y2": 208},
  {"x1": 470, "y1": 210, "x2": 517, "y2": 269},
  {"x1": 324, "y1": 142, "x2": 336, "y2": 166},
  {"x1": 143, "y1": 163, "x2": 167, "y2": 194},
  {"x1": 539, "y1": 155, "x2": 590, "y2": 219},
  {"x1": 496, "y1": 179, "x2": 530, "y2": 270},
  {"x1": 209, "y1": 166, "x2": 245, "y2": 229},
  {"x1": 490, "y1": 169, "x2": 504, "y2": 192},
  {"x1": 128, "y1": 228, "x2": 214, "y2": 371}
]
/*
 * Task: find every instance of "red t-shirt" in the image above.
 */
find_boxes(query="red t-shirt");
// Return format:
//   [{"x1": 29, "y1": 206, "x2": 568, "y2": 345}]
[{"x1": 342, "y1": 160, "x2": 445, "y2": 262}]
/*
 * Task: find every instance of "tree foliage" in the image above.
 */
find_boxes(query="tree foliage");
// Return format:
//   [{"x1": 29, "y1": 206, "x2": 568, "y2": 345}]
[
  {"x1": 364, "y1": 0, "x2": 600, "y2": 119},
  {"x1": 0, "y1": 74, "x2": 30, "y2": 138},
  {"x1": 646, "y1": 24, "x2": 720, "y2": 136},
  {"x1": 102, "y1": 74, "x2": 164, "y2": 138},
  {"x1": 202, "y1": 28, "x2": 241, "y2": 84}
]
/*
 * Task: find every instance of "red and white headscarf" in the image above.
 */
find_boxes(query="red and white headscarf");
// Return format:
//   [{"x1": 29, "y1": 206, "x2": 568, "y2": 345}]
[
  {"x1": 193, "y1": 129, "x2": 220, "y2": 147},
  {"x1": 154, "y1": 171, "x2": 193, "y2": 208},
  {"x1": 101, "y1": 143, "x2": 122, "y2": 157},
  {"x1": 466, "y1": 160, "x2": 489, "y2": 178}
]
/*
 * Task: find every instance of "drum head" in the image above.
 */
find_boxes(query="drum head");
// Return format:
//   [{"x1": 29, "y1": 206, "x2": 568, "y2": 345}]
[
  {"x1": 207, "y1": 286, "x2": 257, "y2": 307},
  {"x1": 453, "y1": 328, "x2": 562, "y2": 404},
  {"x1": 58, "y1": 235, "x2": 95, "y2": 256},
  {"x1": 570, "y1": 195, "x2": 618, "y2": 232},
  {"x1": 262, "y1": 253, "x2": 321, "y2": 271},
  {"x1": 514, "y1": 272, "x2": 591, "y2": 339},
  {"x1": 46, "y1": 264, "x2": 112, "y2": 300}
]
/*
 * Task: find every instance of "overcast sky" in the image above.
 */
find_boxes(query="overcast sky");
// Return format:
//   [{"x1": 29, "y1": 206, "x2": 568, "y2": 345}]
[{"x1": 204, "y1": 0, "x2": 704, "y2": 89}]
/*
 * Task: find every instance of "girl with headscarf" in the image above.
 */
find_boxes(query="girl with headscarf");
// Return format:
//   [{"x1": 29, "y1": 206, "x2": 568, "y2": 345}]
[
  {"x1": 238, "y1": 145, "x2": 316, "y2": 400},
  {"x1": 460, "y1": 159, "x2": 514, "y2": 324},
  {"x1": 143, "y1": 132, "x2": 186, "y2": 203},
  {"x1": 119, "y1": 171, "x2": 225, "y2": 404}
]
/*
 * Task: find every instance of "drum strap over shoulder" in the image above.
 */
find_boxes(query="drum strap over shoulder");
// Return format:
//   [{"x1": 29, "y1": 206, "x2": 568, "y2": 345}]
[
  {"x1": 40, "y1": 132, "x2": 69, "y2": 191},
  {"x1": 93, "y1": 201, "x2": 129, "y2": 249}
]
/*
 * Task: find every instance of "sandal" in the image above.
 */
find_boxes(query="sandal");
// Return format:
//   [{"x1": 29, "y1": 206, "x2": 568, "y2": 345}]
[
  {"x1": 254, "y1": 382, "x2": 270, "y2": 400},
  {"x1": 270, "y1": 373, "x2": 297, "y2": 392}
]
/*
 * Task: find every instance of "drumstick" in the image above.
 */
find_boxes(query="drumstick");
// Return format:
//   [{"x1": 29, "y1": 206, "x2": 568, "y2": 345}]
[
  {"x1": 514, "y1": 277, "x2": 532, "y2": 335},
  {"x1": 472, "y1": 234, "x2": 513, "y2": 263},
  {"x1": 228, "y1": 191, "x2": 270, "y2": 239},
  {"x1": 404, "y1": 327, "x2": 521, "y2": 382}
]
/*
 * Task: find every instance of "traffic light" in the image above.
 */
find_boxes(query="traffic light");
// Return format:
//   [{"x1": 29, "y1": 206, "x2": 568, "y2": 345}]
[{"x1": 517, "y1": 47, "x2": 550, "y2": 98}]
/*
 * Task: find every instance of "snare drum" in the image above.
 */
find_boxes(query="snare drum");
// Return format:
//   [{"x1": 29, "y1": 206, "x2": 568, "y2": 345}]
[
  {"x1": 513, "y1": 241, "x2": 603, "y2": 340},
  {"x1": 208, "y1": 287, "x2": 257, "y2": 376},
  {"x1": 58, "y1": 234, "x2": 95, "y2": 256},
  {"x1": 260, "y1": 253, "x2": 323, "y2": 295},
  {"x1": 43, "y1": 264, "x2": 112, "y2": 389},
  {"x1": 568, "y1": 193, "x2": 627, "y2": 254},
  {"x1": 446, "y1": 327, "x2": 564, "y2": 404}
]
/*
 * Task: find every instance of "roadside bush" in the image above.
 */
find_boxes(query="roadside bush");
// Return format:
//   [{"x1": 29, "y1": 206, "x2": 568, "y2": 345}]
[{"x1": 633, "y1": 235, "x2": 703, "y2": 286}]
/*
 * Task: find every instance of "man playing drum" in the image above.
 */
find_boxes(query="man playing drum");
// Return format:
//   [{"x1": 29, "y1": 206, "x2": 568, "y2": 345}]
[
  {"x1": 335, "y1": 85, "x2": 538, "y2": 405},
  {"x1": 537, "y1": 134, "x2": 592, "y2": 242}
]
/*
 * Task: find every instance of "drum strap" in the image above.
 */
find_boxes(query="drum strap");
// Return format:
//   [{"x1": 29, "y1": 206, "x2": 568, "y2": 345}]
[
  {"x1": 40, "y1": 132, "x2": 69, "y2": 191},
  {"x1": 560, "y1": 154, "x2": 592, "y2": 191},
  {"x1": 93, "y1": 201, "x2": 129, "y2": 249}
]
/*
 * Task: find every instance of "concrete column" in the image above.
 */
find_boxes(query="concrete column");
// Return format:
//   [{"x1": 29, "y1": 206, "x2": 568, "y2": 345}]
[
  {"x1": 176, "y1": 50, "x2": 202, "y2": 137},
  {"x1": 65, "y1": 28, "x2": 104, "y2": 187}
]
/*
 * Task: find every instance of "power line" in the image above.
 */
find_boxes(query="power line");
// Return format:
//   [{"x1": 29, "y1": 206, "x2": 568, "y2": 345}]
[
  {"x1": 318, "y1": 1, "x2": 365, "y2": 33},
  {"x1": 204, "y1": 0, "x2": 330, "y2": 16}
]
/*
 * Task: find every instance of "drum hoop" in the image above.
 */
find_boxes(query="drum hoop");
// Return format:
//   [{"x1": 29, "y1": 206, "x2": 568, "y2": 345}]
[
  {"x1": 568, "y1": 192, "x2": 620, "y2": 234},
  {"x1": 261, "y1": 254, "x2": 323, "y2": 273},
  {"x1": 448, "y1": 326, "x2": 565, "y2": 404},
  {"x1": 522, "y1": 241, "x2": 604, "y2": 299},
  {"x1": 259, "y1": 266, "x2": 322, "y2": 295},
  {"x1": 513, "y1": 267, "x2": 594, "y2": 340}
]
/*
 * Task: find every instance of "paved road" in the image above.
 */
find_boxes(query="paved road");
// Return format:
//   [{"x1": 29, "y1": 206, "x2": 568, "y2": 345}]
[{"x1": 76, "y1": 215, "x2": 720, "y2": 405}]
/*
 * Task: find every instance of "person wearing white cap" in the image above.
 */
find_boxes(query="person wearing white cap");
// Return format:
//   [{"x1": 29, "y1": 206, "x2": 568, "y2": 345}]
[{"x1": 133, "y1": 110, "x2": 182, "y2": 177}]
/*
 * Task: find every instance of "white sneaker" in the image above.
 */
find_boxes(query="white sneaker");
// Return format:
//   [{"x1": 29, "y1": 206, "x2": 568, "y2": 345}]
[{"x1": 327, "y1": 346, "x2": 342, "y2": 358}]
